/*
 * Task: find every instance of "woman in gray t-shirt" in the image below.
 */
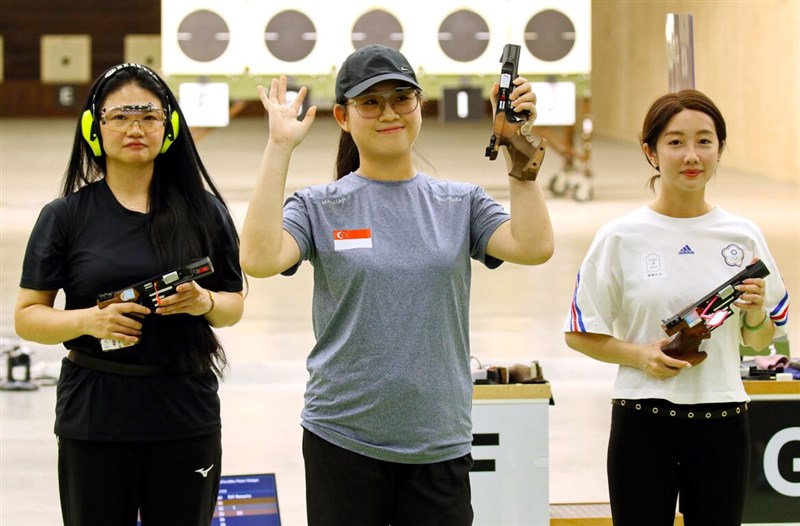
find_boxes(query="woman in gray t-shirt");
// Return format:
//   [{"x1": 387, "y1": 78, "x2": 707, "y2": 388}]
[{"x1": 241, "y1": 44, "x2": 554, "y2": 525}]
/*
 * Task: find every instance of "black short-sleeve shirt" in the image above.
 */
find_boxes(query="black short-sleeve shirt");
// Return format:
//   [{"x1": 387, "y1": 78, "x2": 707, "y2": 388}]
[{"x1": 20, "y1": 179, "x2": 243, "y2": 441}]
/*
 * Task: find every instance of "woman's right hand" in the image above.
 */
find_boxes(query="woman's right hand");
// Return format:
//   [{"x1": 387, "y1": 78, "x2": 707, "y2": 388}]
[
  {"x1": 241, "y1": 77, "x2": 306, "y2": 279},
  {"x1": 565, "y1": 331, "x2": 693, "y2": 380},
  {"x1": 86, "y1": 302, "x2": 151, "y2": 345},
  {"x1": 15, "y1": 288, "x2": 151, "y2": 346},
  {"x1": 639, "y1": 338, "x2": 693, "y2": 379},
  {"x1": 259, "y1": 76, "x2": 317, "y2": 147}
]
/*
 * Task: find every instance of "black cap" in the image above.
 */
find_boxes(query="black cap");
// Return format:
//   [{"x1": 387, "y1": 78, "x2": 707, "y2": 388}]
[{"x1": 335, "y1": 45, "x2": 420, "y2": 103}]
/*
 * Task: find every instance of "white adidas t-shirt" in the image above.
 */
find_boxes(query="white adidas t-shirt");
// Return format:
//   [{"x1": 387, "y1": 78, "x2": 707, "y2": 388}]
[{"x1": 565, "y1": 206, "x2": 789, "y2": 404}]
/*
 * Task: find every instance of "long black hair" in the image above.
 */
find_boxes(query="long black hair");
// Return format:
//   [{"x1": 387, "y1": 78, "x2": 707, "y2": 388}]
[{"x1": 63, "y1": 63, "x2": 236, "y2": 377}]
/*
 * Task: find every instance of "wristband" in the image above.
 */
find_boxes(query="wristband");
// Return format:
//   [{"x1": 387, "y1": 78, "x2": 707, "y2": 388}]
[
  {"x1": 743, "y1": 310, "x2": 769, "y2": 331},
  {"x1": 205, "y1": 290, "x2": 215, "y2": 315}
]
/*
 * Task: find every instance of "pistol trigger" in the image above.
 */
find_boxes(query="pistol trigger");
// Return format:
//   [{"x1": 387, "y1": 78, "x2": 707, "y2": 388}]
[{"x1": 485, "y1": 135, "x2": 498, "y2": 159}]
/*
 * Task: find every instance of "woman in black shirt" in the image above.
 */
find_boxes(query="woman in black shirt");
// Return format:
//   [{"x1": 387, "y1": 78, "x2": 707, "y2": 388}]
[{"x1": 15, "y1": 63, "x2": 244, "y2": 525}]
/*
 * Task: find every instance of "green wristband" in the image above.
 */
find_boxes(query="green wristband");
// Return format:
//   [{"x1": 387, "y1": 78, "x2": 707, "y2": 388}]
[{"x1": 743, "y1": 310, "x2": 769, "y2": 331}]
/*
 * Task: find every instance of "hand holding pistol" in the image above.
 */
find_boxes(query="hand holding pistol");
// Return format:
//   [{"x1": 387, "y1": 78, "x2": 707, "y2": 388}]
[
  {"x1": 660, "y1": 260, "x2": 770, "y2": 365},
  {"x1": 484, "y1": 44, "x2": 546, "y2": 181}
]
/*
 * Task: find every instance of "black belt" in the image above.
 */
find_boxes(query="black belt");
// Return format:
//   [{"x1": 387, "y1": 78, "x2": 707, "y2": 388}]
[
  {"x1": 612, "y1": 398, "x2": 748, "y2": 420},
  {"x1": 66, "y1": 350, "x2": 174, "y2": 377}
]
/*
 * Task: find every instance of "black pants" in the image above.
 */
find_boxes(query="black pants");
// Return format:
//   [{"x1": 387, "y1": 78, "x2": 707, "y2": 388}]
[
  {"x1": 303, "y1": 429, "x2": 474, "y2": 526},
  {"x1": 607, "y1": 404, "x2": 750, "y2": 526},
  {"x1": 58, "y1": 432, "x2": 222, "y2": 526}
]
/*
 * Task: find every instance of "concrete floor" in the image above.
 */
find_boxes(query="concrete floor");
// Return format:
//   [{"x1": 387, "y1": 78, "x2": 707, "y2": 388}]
[{"x1": 1, "y1": 114, "x2": 798, "y2": 525}]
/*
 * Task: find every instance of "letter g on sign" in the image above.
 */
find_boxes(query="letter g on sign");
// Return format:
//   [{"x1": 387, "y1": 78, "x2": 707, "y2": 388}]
[{"x1": 763, "y1": 427, "x2": 800, "y2": 497}]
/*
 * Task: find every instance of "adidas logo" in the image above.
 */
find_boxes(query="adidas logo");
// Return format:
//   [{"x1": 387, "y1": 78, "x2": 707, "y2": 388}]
[{"x1": 678, "y1": 245, "x2": 695, "y2": 255}]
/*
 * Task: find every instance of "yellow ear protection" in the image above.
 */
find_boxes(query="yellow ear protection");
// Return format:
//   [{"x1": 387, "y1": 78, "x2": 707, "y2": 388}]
[
  {"x1": 163, "y1": 110, "x2": 180, "y2": 154},
  {"x1": 81, "y1": 63, "x2": 181, "y2": 157},
  {"x1": 81, "y1": 108, "x2": 103, "y2": 157}
]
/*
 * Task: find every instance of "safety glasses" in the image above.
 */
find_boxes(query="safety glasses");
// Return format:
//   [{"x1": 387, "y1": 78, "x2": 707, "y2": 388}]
[
  {"x1": 101, "y1": 104, "x2": 166, "y2": 133},
  {"x1": 347, "y1": 87, "x2": 421, "y2": 119}
]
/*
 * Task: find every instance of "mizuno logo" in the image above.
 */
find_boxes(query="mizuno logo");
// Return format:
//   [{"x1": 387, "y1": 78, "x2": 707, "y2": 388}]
[
  {"x1": 678, "y1": 245, "x2": 695, "y2": 255},
  {"x1": 195, "y1": 465, "x2": 214, "y2": 478}
]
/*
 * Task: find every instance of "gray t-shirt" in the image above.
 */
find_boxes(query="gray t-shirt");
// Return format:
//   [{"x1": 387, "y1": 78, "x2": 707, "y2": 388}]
[{"x1": 283, "y1": 172, "x2": 509, "y2": 463}]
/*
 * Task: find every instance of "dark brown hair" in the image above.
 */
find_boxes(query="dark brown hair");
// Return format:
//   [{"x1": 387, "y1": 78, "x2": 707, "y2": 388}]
[
  {"x1": 335, "y1": 130, "x2": 361, "y2": 180},
  {"x1": 640, "y1": 89, "x2": 726, "y2": 191}
]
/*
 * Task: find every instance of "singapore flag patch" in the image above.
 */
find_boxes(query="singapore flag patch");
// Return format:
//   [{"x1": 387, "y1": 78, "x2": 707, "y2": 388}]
[{"x1": 333, "y1": 228, "x2": 373, "y2": 250}]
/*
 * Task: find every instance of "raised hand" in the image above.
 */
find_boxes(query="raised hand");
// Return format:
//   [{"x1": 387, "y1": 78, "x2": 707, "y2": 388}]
[{"x1": 258, "y1": 75, "x2": 317, "y2": 148}]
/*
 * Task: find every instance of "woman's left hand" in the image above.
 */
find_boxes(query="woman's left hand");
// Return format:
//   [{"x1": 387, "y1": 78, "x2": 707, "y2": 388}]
[
  {"x1": 490, "y1": 76, "x2": 538, "y2": 124},
  {"x1": 734, "y1": 258, "x2": 768, "y2": 316},
  {"x1": 154, "y1": 280, "x2": 213, "y2": 317},
  {"x1": 735, "y1": 276, "x2": 769, "y2": 327}
]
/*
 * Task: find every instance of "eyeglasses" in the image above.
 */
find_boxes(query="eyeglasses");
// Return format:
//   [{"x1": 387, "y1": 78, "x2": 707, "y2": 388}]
[
  {"x1": 101, "y1": 104, "x2": 166, "y2": 133},
  {"x1": 347, "y1": 88, "x2": 421, "y2": 119}
]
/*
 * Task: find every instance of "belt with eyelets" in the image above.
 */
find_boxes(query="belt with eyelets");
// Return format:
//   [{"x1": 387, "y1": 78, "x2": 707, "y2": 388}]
[{"x1": 611, "y1": 398, "x2": 748, "y2": 420}]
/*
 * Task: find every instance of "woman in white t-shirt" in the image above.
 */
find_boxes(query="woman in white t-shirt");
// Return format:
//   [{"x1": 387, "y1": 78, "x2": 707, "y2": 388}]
[{"x1": 564, "y1": 89, "x2": 789, "y2": 525}]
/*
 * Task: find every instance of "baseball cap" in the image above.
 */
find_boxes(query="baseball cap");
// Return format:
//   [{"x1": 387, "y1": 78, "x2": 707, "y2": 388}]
[{"x1": 335, "y1": 44, "x2": 421, "y2": 103}]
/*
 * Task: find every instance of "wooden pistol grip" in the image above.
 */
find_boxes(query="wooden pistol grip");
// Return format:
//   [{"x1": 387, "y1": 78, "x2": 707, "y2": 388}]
[
  {"x1": 97, "y1": 289, "x2": 140, "y2": 309},
  {"x1": 504, "y1": 133, "x2": 547, "y2": 181},
  {"x1": 97, "y1": 295, "x2": 124, "y2": 309},
  {"x1": 486, "y1": 113, "x2": 507, "y2": 160},
  {"x1": 661, "y1": 324, "x2": 711, "y2": 366},
  {"x1": 495, "y1": 119, "x2": 546, "y2": 181}
]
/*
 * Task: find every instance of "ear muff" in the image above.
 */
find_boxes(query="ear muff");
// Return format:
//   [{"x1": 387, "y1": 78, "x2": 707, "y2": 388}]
[
  {"x1": 160, "y1": 109, "x2": 181, "y2": 154},
  {"x1": 82, "y1": 63, "x2": 180, "y2": 157},
  {"x1": 81, "y1": 109, "x2": 103, "y2": 157}
]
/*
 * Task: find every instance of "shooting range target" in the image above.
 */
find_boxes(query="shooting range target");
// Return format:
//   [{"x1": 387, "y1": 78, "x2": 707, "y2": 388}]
[
  {"x1": 351, "y1": 9, "x2": 404, "y2": 50},
  {"x1": 399, "y1": 4, "x2": 505, "y2": 75},
  {"x1": 162, "y1": 2, "x2": 249, "y2": 75},
  {"x1": 177, "y1": 10, "x2": 229, "y2": 63},
  {"x1": 161, "y1": 0, "x2": 591, "y2": 78},
  {"x1": 509, "y1": 0, "x2": 591, "y2": 75},
  {"x1": 244, "y1": 3, "x2": 348, "y2": 75},
  {"x1": 439, "y1": 10, "x2": 491, "y2": 63},
  {"x1": 263, "y1": 10, "x2": 316, "y2": 63}
]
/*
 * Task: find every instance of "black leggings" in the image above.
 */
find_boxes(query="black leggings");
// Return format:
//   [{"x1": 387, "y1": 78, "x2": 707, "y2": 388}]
[
  {"x1": 303, "y1": 429, "x2": 474, "y2": 526},
  {"x1": 58, "y1": 432, "x2": 222, "y2": 526},
  {"x1": 607, "y1": 403, "x2": 749, "y2": 526}
]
